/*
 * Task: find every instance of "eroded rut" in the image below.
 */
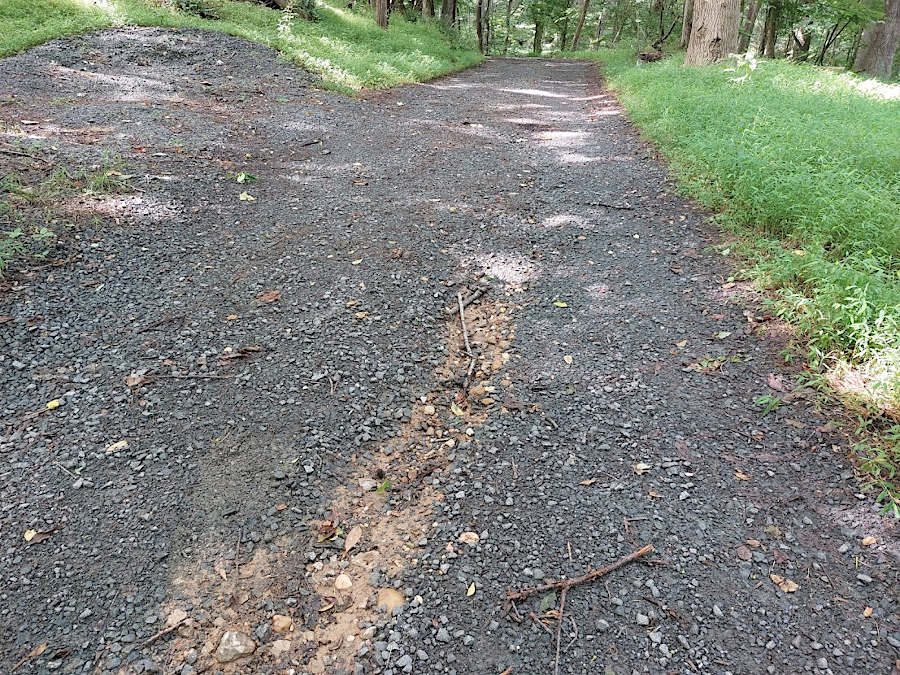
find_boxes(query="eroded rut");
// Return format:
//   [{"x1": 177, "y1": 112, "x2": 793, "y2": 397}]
[{"x1": 1, "y1": 28, "x2": 898, "y2": 675}]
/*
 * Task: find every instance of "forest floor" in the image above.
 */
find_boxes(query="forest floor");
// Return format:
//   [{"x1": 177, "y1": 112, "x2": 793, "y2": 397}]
[{"x1": 1, "y1": 28, "x2": 898, "y2": 675}]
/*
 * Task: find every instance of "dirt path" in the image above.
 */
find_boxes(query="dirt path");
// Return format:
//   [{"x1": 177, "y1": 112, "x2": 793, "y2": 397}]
[{"x1": 1, "y1": 28, "x2": 898, "y2": 675}]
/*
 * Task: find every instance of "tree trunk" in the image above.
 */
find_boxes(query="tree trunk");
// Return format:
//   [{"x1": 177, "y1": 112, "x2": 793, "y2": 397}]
[
  {"x1": 684, "y1": 0, "x2": 740, "y2": 64},
  {"x1": 441, "y1": 0, "x2": 457, "y2": 26},
  {"x1": 791, "y1": 26, "x2": 811, "y2": 60},
  {"x1": 560, "y1": 14, "x2": 570, "y2": 50},
  {"x1": 376, "y1": 0, "x2": 389, "y2": 27},
  {"x1": 854, "y1": 0, "x2": 900, "y2": 79},
  {"x1": 504, "y1": 0, "x2": 514, "y2": 53},
  {"x1": 759, "y1": 0, "x2": 780, "y2": 58},
  {"x1": 571, "y1": 0, "x2": 591, "y2": 49},
  {"x1": 533, "y1": 21, "x2": 544, "y2": 53},
  {"x1": 423, "y1": 0, "x2": 434, "y2": 18},
  {"x1": 681, "y1": 0, "x2": 695, "y2": 49},
  {"x1": 737, "y1": 0, "x2": 759, "y2": 52},
  {"x1": 592, "y1": 9, "x2": 605, "y2": 48},
  {"x1": 476, "y1": 0, "x2": 485, "y2": 51}
]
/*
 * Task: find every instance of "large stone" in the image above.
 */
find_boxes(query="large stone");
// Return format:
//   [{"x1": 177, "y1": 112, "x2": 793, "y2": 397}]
[
  {"x1": 272, "y1": 614, "x2": 293, "y2": 633},
  {"x1": 214, "y1": 631, "x2": 256, "y2": 663},
  {"x1": 335, "y1": 574, "x2": 353, "y2": 590}
]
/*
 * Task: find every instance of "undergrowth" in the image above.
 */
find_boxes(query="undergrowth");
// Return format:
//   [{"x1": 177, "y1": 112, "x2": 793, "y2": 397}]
[
  {"x1": 0, "y1": 0, "x2": 481, "y2": 91},
  {"x1": 584, "y1": 49, "x2": 900, "y2": 513}
]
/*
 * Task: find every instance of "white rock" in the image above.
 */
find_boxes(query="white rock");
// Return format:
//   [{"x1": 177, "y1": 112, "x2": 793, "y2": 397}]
[{"x1": 215, "y1": 631, "x2": 255, "y2": 663}]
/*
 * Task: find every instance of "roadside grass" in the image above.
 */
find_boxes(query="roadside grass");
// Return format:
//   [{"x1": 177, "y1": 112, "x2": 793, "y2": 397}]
[
  {"x1": 0, "y1": 0, "x2": 482, "y2": 91},
  {"x1": 582, "y1": 49, "x2": 900, "y2": 513}
]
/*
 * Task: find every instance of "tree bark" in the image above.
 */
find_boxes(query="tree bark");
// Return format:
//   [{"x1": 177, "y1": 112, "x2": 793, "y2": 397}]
[
  {"x1": 759, "y1": 0, "x2": 780, "y2": 58},
  {"x1": 441, "y1": 0, "x2": 457, "y2": 26},
  {"x1": 854, "y1": 0, "x2": 900, "y2": 79},
  {"x1": 533, "y1": 21, "x2": 544, "y2": 53},
  {"x1": 423, "y1": 0, "x2": 434, "y2": 18},
  {"x1": 476, "y1": 0, "x2": 485, "y2": 50},
  {"x1": 376, "y1": 0, "x2": 389, "y2": 27},
  {"x1": 681, "y1": 0, "x2": 695, "y2": 49},
  {"x1": 571, "y1": 0, "x2": 591, "y2": 49},
  {"x1": 737, "y1": 0, "x2": 759, "y2": 52},
  {"x1": 791, "y1": 25, "x2": 811, "y2": 60},
  {"x1": 592, "y1": 9, "x2": 605, "y2": 48},
  {"x1": 684, "y1": 0, "x2": 740, "y2": 64}
]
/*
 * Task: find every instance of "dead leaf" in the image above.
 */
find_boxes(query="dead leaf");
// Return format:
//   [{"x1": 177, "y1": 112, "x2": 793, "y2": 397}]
[
  {"x1": 563, "y1": 354, "x2": 573, "y2": 364},
  {"x1": 632, "y1": 462, "x2": 652, "y2": 475},
  {"x1": 345, "y1": 525, "x2": 363, "y2": 553},
  {"x1": 25, "y1": 525, "x2": 60, "y2": 546},
  {"x1": 767, "y1": 373, "x2": 785, "y2": 392},
  {"x1": 458, "y1": 531, "x2": 480, "y2": 545},
  {"x1": 351, "y1": 259, "x2": 363, "y2": 265},
  {"x1": 450, "y1": 402, "x2": 465, "y2": 417},
  {"x1": 784, "y1": 419, "x2": 805, "y2": 429},
  {"x1": 226, "y1": 314, "x2": 238, "y2": 320},
  {"x1": 863, "y1": 606, "x2": 873, "y2": 618},
  {"x1": 125, "y1": 373, "x2": 150, "y2": 387},
  {"x1": 466, "y1": 582, "x2": 476, "y2": 597},
  {"x1": 539, "y1": 592, "x2": 557, "y2": 612},
  {"x1": 105, "y1": 439, "x2": 129, "y2": 454},
  {"x1": 579, "y1": 478, "x2": 598, "y2": 486},
  {"x1": 862, "y1": 536, "x2": 877, "y2": 546},
  {"x1": 736, "y1": 545, "x2": 752, "y2": 561},
  {"x1": 764, "y1": 525, "x2": 782, "y2": 538},
  {"x1": 769, "y1": 573, "x2": 799, "y2": 593},
  {"x1": 715, "y1": 331, "x2": 731, "y2": 340},
  {"x1": 746, "y1": 539, "x2": 762, "y2": 548},
  {"x1": 46, "y1": 399, "x2": 60, "y2": 410},
  {"x1": 274, "y1": 503, "x2": 288, "y2": 511},
  {"x1": 648, "y1": 490, "x2": 663, "y2": 499},
  {"x1": 675, "y1": 340, "x2": 687, "y2": 348},
  {"x1": 238, "y1": 191, "x2": 256, "y2": 201},
  {"x1": 734, "y1": 470, "x2": 752, "y2": 481},
  {"x1": 354, "y1": 311, "x2": 369, "y2": 319},
  {"x1": 257, "y1": 289, "x2": 281, "y2": 303}
]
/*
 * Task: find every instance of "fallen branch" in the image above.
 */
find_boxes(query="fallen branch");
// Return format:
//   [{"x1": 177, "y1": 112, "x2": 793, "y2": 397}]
[
  {"x1": 586, "y1": 201, "x2": 633, "y2": 210},
  {"x1": 554, "y1": 587, "x2": 567, "y2": 675},
  {"x1": 137, "y1": 619, "x2": 184, "y2": 651},
  {"x1": 506, "y1": 544, "x2": 654, "y2": 601},
  {"x1": 443, "y1": 287, "x2": 484, "y2": 315}
]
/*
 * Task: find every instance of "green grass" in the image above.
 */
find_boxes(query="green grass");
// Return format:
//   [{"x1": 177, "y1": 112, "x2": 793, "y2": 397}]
[
  {"x1": 581, "y1": 48, "x2": 900, "y2": 511},
  {"x1": 0, "y1": 0, "x2": 482, "y2": 90}
]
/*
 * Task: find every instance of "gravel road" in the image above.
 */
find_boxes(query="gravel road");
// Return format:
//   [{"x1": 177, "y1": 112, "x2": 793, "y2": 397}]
[{"x1": 1, "y1": 27, "x2": 897, "y2": 675}]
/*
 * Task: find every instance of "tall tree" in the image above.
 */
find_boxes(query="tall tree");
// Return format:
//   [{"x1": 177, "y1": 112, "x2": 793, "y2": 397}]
[
  {"x1": 376, "y1": 0, "x2": 389, "y2": 26},
  {"x1": 570, "y1": 0, "x2": 592, "y2": 48},
  {"x1": 854, "y1": 0, "x2": 900, "y2": 78},
  {"x1": 759, "y1": 0, "x2": 782, "y2": 57},
  {"x1": 681, "y1": 0, "x2": 695, "y2": 48},
  {"x1": 423, "y1": 0, "x2": 434, "y2": 18},
  {"x1": 441, "y1": 0, "x2": 458, "y2": 26},
  {"x1": 684, "y1": 0, "x2": 741, "y2": 63},
  {"x1": 737, "y1": 0, "x2": 760, "y2": 52}
]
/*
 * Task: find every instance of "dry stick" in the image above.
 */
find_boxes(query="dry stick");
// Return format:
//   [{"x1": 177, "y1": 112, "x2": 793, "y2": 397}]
[
  {"x1": 91, "y1": 590, "x2": 120, "y2": 668},
  {"x1": 137, "y1": 619, "x2": 184, "y2": 651},
  {"x1": 457, "y1": 292, "x2": 478, "y2": 383},
  {"x1": 506, "y1": 544, "x2": 654, "y2": 601},
  {"x1": 554, "y1": 587, "x2": 567, "y2": 675},
  {"x1": 443, "y1": 287, "x2": 484, "y2": 315},
  {"x1": 155, "y1": 373, "x2": 233, "y2": 380}
]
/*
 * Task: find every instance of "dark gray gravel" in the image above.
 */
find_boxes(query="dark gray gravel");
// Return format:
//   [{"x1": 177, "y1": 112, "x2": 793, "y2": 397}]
[{"x1": 1, "y1": 29, "x2": 897, "y2": 675}]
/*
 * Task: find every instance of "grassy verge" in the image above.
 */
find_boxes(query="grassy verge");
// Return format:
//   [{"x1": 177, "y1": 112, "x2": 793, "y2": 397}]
[
  {"x1": 0, "y1": 0, "x2": 482, "y2": 91},
  {"x1": 581, "y1": 49, "x2": 900, "y2": 514}
]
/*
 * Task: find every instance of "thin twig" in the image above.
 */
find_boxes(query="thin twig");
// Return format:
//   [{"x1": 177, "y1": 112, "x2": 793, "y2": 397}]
[
  {"x1": 92, "y1": 590, "x2": 120, "y2": 667},
  {"x1": 457, "y1": 292, "x2": 473, "y2": 357},
  {"x1": 137, "y1": 619, "x2": 184, "y2": 650},
  {"x1": 506, "y1": 544, "x2": 654, "y2": 601},
  {"x1": 155, "y1": 373, "x2": 233, "y2": 380},
  {"x1": 587, "y1": 201, "x2": 633, "y2": 210},
  {"x1": 444, "y1": 287, "x2": 484, "y2": 315},
  {"x1": 565, "y1": 615, "x2": 578, "y2": 652},
  {"x1": 554, "y1": 587, "x2": 567, "y2": 675},
  {"x1": 53, "y1": 462, "x2": 77, "y2": 479},
  {"x1": 529, "y1": 613, "x2": 554, "y2": 636}
]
